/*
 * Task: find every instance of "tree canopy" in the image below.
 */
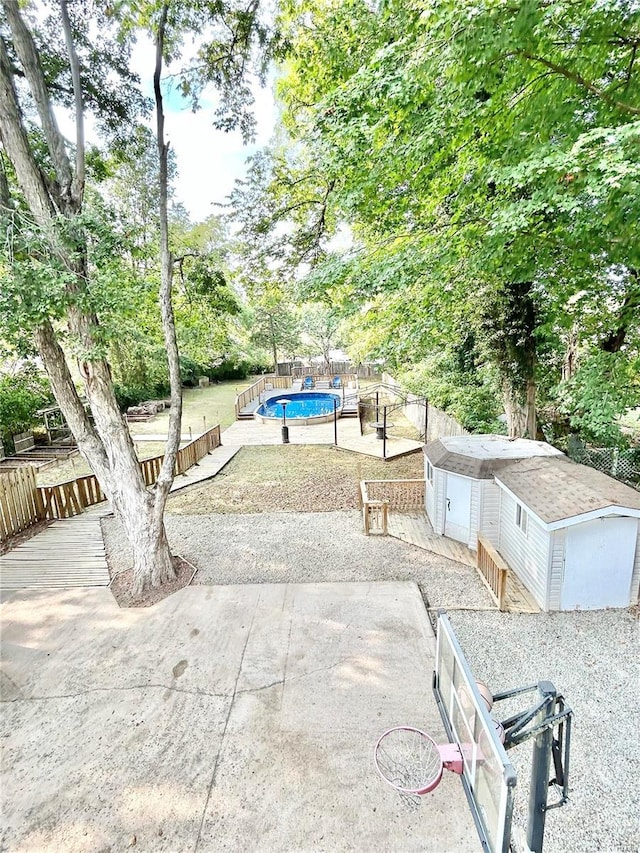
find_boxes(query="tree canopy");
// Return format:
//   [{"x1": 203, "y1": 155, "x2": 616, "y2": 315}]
[{"x1": 229, "y1": 0, "x2": 640, "y2": 442}]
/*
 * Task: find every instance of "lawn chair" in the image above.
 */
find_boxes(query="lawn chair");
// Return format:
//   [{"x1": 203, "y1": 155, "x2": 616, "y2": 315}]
[
  {"x1": 303, "y1": 376, "x2": 315, "y2": 390},
  {"x1": 332, "y1": 376, "x2": 342, "y2": 389}
]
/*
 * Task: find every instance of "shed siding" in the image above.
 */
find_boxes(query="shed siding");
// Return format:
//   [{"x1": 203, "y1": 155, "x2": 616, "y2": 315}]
[
  {"x1": 469, "y1": 480, "x2": 481, "y2": 550},
  {"x1": 435, "y1": 469, "x2": 446, "y2": 534},
  {"x1": 425, "y1": 478, "x2": 435, "y2": 528},
  {"x1": 548, "y1": 529, "x2": 566, "y2": 611},
  {"x1": 631, "y1": 525, "x2": 640, "y2": 604},
  {"x1": 480, "y1": 482, "x2": 501, "y2": 548},
  {"x1": 498, "y1": 490, "x2": 550, "y2": 609}
]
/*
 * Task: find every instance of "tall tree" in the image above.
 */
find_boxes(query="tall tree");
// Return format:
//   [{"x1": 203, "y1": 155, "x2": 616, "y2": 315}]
[
  {"x1": 0, "y1": 0, "x2": 275, "y2": 592},
  {"x1": 242, "y1": 0, "x2": 640, "y2": 439}
]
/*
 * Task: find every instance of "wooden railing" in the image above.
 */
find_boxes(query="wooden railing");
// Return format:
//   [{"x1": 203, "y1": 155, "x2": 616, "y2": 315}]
[
  {"x1": 360, "y1": 479, "x2": 425, "y2": 535},
  {"x1": 0, "y1": 466, "x2": 44, "y2": 542},
  {"x1": 476, "y1": 534, "x2": 509, "y2": 611},
  {"x1": 234, "y1": 376, "x2": 291, "y2": 419},
  {"x1": 34, "y1": 425, "x2": 223, "y2": 524}
]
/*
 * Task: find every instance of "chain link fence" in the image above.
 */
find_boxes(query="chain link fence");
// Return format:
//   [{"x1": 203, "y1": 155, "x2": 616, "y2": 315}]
[{"x1": 567, "y1": 437, "x2": 640, "y2": 491}]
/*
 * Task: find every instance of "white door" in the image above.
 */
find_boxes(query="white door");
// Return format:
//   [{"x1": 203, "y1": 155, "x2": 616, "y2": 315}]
[
  {"x1": 444, "y1": 474, "x2": 472, "y2": 544},
  {"x1": 562, "y1": 517, "x2": 637, "y2": 610}
]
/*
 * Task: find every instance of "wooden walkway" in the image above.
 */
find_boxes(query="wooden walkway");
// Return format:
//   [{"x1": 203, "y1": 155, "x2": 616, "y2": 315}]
[
  {"x1": 0, "y1": 515, "x2": 109, "y2": 592},
  {"x1": 387, "y1": 510, "x2": 539, "y2": 613},
  {"x1": 387, "y1": 509, "x2": 477, "y2": 566},
  {"x1": 170, "y1": 445, "x2": 240, "y2": 493}
]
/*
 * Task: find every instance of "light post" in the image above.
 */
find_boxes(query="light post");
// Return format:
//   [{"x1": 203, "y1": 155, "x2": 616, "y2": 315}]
[{"x1": 277, "y1": 398, "x2": 291, "y2": 444}]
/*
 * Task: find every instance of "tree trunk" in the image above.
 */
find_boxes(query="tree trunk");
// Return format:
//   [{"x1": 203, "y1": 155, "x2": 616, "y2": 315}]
[
  {"x1": 503, "y1": 379, "x2": 527, "y2": 438},
  {"x1": 0, "y1": 1, "x2": 178, "y2": 596}
]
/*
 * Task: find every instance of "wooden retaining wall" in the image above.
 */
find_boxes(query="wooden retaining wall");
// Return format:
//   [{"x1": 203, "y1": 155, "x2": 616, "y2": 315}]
[{"x1": 0, "y1": 425, "x2": 222, "y2": 539}]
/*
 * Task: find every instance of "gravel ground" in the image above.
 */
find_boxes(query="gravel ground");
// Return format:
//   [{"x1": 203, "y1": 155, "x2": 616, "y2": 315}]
[
  {"x1": 101, "y1": 510, "x2": 495, "y2": 610},
  {"x1": 451, "y1": 610, "x2": 639, "y2": 853},
  {"x1": 102, "y1": 510, "x2": 639, "y2": 853}
]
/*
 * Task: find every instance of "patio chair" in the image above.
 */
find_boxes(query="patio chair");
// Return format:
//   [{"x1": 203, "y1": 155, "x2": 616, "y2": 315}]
[
  {"x1": 303, "y1": 376, "x2": 315, "y2": 390},
  {"x1": 332, "y1": 376, "x2": 342, "y2": 389}
]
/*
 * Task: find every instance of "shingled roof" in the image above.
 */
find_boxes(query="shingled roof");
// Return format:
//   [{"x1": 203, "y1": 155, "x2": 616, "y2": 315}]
[
  {"x1": 424, "y1": 434, "x2": 563, "y2": 479},
  {"x1": 495, "y1": 455, "x2": 640, "y2": 525}
]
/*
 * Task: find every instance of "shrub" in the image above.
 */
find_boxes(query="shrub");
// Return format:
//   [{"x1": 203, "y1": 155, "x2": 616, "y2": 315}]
[{"x1": 0, "y1": 367, "x2": 53, "y2": 453}]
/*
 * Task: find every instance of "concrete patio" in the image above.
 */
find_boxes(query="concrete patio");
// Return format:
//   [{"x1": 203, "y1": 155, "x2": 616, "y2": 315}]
[{"x1": 1, "y1": 581, "x2": 479, "y2": 852}]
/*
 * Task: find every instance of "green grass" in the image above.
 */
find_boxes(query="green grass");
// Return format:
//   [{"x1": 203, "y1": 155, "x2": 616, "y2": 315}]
[
  {"x1": 168, "y1": 444, "x2": 424, "y2": 514},
  {"x1": 37, "y1": 380, "x2": 252, "y2": 486},
  {"x1": 128, "y1": 378, "x2": 255, "y2": 437}
]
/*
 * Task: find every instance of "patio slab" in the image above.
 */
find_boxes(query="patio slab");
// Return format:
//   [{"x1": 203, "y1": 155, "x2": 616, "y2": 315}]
[{"x1": 1, "y1": 582, "x2": 479, "y2": 852}]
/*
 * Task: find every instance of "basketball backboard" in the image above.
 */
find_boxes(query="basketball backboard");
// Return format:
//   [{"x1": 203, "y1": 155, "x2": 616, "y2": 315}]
[{"x1": 433, "y1": 613, "x2": 517, "y2": 853}]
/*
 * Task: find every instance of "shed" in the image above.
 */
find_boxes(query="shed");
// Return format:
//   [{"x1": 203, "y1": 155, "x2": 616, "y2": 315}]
[
  {"x1": 424, "y1": 435, "x2": 563, "y2": 550},
  {"x1": 423, "y1": 435, "x2": 640, "y2": 611},
  {"x1": 494, "y1": 456, "x2": 640, "y2": 611}
]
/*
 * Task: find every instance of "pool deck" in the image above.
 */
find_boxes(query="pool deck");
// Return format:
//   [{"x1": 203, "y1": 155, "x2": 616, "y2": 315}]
[
  {"x1": 222, "y1": 418, "x2": 422, "y2": 460},
  {"x1": 233, "y1": 383, "x2": 422, "y2": 460}
]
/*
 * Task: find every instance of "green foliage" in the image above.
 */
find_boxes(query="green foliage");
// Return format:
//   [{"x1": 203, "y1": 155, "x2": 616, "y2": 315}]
[
  {"x1": 556, "y1": 351, "x2": 640, "y2": 447},
  {"x1": 0, "y1": 366, "x2": 53, "y2": 452},
  {"x1": 232, "y1": 0, "x2": 640, "y2": 441},
  {"x1": 401, "y1": 353, "x2": 504, "y2": 434}
]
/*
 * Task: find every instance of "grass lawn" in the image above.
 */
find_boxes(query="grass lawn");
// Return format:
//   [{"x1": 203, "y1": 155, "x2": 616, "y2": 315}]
[
  {"x1": 168, "y1": 444, "x2": 424, "y2": 514},
  {"x1": 37, "y1": 442, "x2": 171, "y2": 486},
  {"x1": 128, "y1": 378, "x2": 255, "y2": 436},
  {"x1": 37, "y1": 379, "x2": 254, "y2": 486}
]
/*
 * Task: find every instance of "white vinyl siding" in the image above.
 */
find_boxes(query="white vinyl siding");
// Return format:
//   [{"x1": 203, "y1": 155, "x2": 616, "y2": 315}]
[
  {"x1": 629, "y1": 523, "x2": 640, "y2": 604},
  {"x1": 469, "y1": 479, "x2": 481, "y2": 550},
  {"x1": 547, "y1": 529, "x2": 566, "y2": 611},
  {"x1": 435, "y1": 469, "x2": 447, "y2": 534},
  {"x1": 480, "y1": 481, "x2": 501, "y2": 548},
  {"x1": 498, "y1": 490, "x2": 550, "y2": 609},
  {"x1": 425, "y1": 477, "x2": 435, "y2": 528}
]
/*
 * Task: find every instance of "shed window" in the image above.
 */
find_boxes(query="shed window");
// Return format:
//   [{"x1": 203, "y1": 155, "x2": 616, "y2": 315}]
[
  {"x1": 426, "y1": 460, "x2": 434, "y2": 484},
  {"x1": 516, "y1": 504, "x2": 528, "y2": 534}
]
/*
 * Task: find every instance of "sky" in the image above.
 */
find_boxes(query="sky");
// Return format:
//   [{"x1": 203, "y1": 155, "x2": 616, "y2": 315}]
[{"x1": 132, "y1": 38, "x2": 279, "y2": 222}]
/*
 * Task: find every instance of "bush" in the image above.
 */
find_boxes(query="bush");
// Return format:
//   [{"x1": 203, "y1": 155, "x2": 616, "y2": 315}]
[{"x1": 0, "y1": 367, "x2": 53, "y2": 453}]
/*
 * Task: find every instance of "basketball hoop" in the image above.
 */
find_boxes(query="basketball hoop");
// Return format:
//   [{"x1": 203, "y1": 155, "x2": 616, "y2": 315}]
[{"x1": 374, "y1": 727, "x2": 464, "y2": 796}]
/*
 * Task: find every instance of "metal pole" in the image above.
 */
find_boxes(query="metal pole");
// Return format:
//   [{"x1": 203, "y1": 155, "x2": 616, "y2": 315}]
[
  {"x1": 333, "y1": 398, "x2": 338, "y2": 446},
  {"x1": 527, "y1": 681, "x2": 557, "y2": 853},
  {"x1": 382, "y1": 405, "x2": 387, "y2": 460},
  {"x1": 376, "y1": 391, "x2": 379, "y2": 423}
]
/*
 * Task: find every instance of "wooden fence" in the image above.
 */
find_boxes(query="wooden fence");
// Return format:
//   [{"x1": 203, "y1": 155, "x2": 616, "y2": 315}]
[
  {"x1": 234, "y1": 376, "x2": 291, "y2": 419},
  {"x1": 476, "y1": 534, "x2": 508, "y2": 610},
  {"x1": 0, "y1": 466, "x2": 44, "y2": 542},
  {"x1": 234, "y1": 375, "x2": 358, "y2": 419},
  {"x1": 0, "y1": 425, "x2": 222, "y2": 538},
  {"x1": 360, "y1": 479, "x2": 425, "y2": 535}
]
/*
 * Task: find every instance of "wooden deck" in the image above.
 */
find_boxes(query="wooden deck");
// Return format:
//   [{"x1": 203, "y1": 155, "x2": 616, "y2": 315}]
[
  {"x1": 387, "y1": 510, "x2": 539, "y2": 613},
  {"x1": 0, "y1": 515, "x2": 109, "y2": 592}
]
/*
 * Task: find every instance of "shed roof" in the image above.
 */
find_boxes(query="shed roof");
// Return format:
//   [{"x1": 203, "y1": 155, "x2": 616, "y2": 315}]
[
  {"x1": 495, "y1": 456, "x2": 640, "y2": 524},
  {"x1": 424, "y1": 434, "x2": 563, "y2": 479}
]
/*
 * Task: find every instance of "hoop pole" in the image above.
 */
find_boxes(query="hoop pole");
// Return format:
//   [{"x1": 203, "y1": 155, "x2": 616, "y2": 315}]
[
  {"x1": 527, "y1": 681, "x2": 556, "y2": 853},
  {"x1": 333, "y1": 398, "x2": 338, "y2": 446}
]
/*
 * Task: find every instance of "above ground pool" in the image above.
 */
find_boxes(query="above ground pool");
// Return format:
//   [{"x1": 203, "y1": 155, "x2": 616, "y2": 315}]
[{"x1": 255, "y1": 391, "x2": 342, "y2": 425}]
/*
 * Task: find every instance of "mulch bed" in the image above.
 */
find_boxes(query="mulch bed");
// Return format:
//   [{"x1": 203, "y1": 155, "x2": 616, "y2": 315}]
[{"x1": 108, "y1": 556, "x2": 196, "y2": 608}]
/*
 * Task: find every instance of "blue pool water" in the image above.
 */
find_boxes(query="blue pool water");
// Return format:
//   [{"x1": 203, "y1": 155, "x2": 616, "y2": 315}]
[{"x1": 257, "y1": 391, "x2": 342, "y2": 420}]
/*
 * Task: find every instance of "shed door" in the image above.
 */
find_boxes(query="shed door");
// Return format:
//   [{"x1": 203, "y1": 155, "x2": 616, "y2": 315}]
[
  {"x1": 445, "y1": 474, "x2": 472, "y2": 544},
  {"x1": 562, "y1": 517, "x2": 637, "y2": 610}
]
